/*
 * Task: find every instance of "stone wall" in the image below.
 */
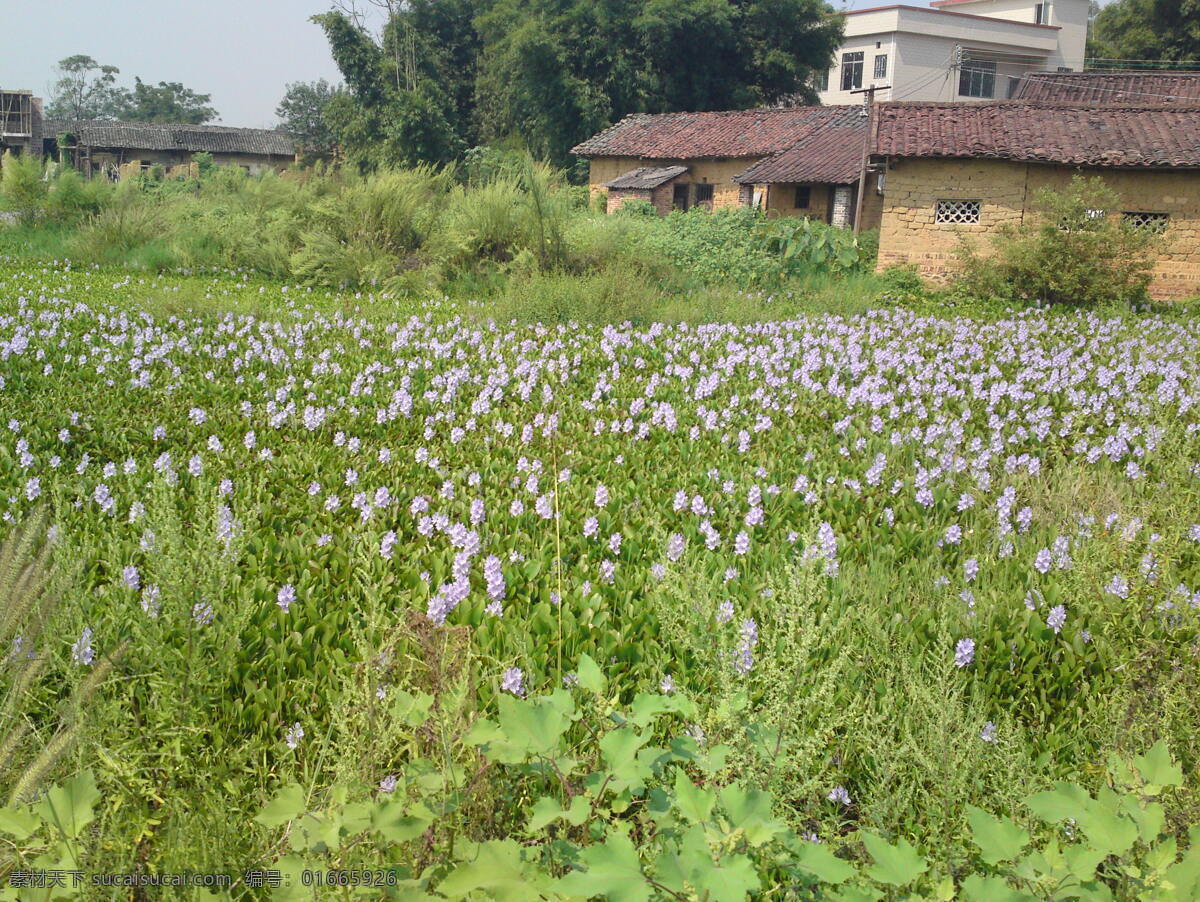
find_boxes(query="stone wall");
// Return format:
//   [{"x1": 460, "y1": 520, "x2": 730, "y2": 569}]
[{"x1": 876, "y1": 158, "x2": 1200, "y2": 298}]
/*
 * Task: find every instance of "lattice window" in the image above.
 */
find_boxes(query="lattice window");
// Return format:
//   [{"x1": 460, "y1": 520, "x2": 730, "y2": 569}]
[
  {"x1": 935, "y1": 199, "x2": 981, "y2": 224},
  {"x1": 1122, "y1": 211, "x2": 1169, "y2": 232}
]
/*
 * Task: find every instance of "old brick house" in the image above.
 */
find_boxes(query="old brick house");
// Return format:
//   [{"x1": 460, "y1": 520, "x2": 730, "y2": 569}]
[
  {"x1": 42, "y1": 120, "x2": 296, "y2": 179},
  {"x1": 870, "y1": 101, "x2": 1200, "y2": 298},
  {"x1": 571, "y1": 107, "x2": 881, "y2": 230}
]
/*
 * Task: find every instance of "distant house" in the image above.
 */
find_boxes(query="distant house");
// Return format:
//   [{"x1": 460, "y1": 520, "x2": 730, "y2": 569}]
[
  {"x1": 871, "y1": 101, "x2": 1200, "y2": 298},
  {"x1": 42, "y1": 120, "x2": 295, "y2": 179},
  {"x1": 571, "y1": 107, "x2": 881, "y2": 230},
  {"x1": 816, "y1": 0, "x2": 1089, "y2": 104},
  {"x1": 1, "y1": 89, "x2": 43, "y2": 158}
]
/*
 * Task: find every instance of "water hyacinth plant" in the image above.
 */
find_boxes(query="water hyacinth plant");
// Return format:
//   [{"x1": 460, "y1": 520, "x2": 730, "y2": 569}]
[{"x1": 0, "y1": 260, "x2": 1198, "y2": 891}]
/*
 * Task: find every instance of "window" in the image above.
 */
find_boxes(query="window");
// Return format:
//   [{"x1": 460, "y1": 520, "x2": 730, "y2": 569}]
[
  {"x1": 694, "y1": 183, "x2": 714, "y2": 208},
  {"x1": 959, "y1": 60, "x2": 996, "y2": 98},
  {"x1": 1034, "y1": 2, "x2": 1047, "y2": 23},
  {"x1": 841, "y1": 52, "x2": 864, "y2": 91},
  {"x1": 1123, "y1": 211, "x2": 1169, "y2": 232},
  {"x1": 673, "y1": 183, "x2": 690, "y2": 211},
  {"x1": 874, "y1": 54, "x2": 888, "y2": 80},
  {"x1": 794, "y1": 185, "x2": 811, "y2": 209},
  {"x1": 813, "y1": 69, "x2": 829, "y2": 92},
  {"x1": 935, "y1": 199, "x2": 981, "y2": 224}
]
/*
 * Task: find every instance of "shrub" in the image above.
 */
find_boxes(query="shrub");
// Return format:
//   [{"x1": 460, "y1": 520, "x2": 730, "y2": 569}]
[
  {"x1": 0, "y1": 152, "x2": 48, "y2": 225},
  {"x1": 956, "y1": 175, "x2": 1160, "y2": 307}
]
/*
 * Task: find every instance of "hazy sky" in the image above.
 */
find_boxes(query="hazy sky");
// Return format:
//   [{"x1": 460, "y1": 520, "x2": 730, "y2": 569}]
[
  {"x1": 0, "y1": 0, "x2": 345, "y2": 128},
  {"x1": 3, "y1": 0, "x2": 1105, "y2": 128}
]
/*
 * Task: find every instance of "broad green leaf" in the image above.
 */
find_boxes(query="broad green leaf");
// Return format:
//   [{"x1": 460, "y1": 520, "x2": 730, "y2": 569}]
[
  {"x1": 860, "y1": 831, "x2": 928, "y2": 886},
  {"x1": 558, "y1": 832, "x2": 651, "y2": 902},
  {"x1": 37, "y1": 770, "x2": 101, "y2": 839},
  {"x1": 719, "y1": 784, "x2": 784, "y2": 847},
  {"x1": 576, "y1": 653, "x2": 607, "y2": 694},
  {"x1": 792, "y1": 842, "x2": 856, "y2": 884},
  {"x1": 1025, "y1": 782, "x2": 1091, "y2": 823},
  {"x1": 1133, "y1": 741, "x2": 1183, "y2": 792},
  {"x1": 693, "y1": 852, "x2": 760, "y2": 902},
  {"x1": 0, "y1": 805, "x2": 40, "y2": 840},
  {"x1": 673, "y1": 769, "x2": 715, "y2": 824},
  {"x1": 1064, "y1": 844, "x2": 1107, "y2": 882},
  {"x1": 966, "y1": 805, "x2": 1029, "y2": 864},
  {"x1": 256, "y1": 784, "x2": 307, "y2": 828},
  {"x1": 439, "y1": 839, "x2": 547, "y2": 901},
  {"x1": 600, "y1": 727, "x2": 652, "y2": 792},
  {"x1": 961, "y1": 874, "x2": 1039, "y2": 902},
  {"x1": 373, "y1": 799, "x2": 433, "y2": 844}
]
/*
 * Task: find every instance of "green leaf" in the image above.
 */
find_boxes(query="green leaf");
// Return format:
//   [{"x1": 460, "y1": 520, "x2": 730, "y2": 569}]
[
  {"x1": 673, "y1": 769, "x2": 715, "y2": 824},
  {"x1": 558, "y1": 832, "x2": 651, "y2": 902},
  {"x1": 600, "y1": 727, "x2": 652, "y2": 792},
  {"x1": 439, "y1": 839, "x2": 546, "y2": 901},
  {"x1": 860, "y1": 831, "x2": 928, "y2": 886},
  {"x1": 576, "y1": 653, "x2": 608, "y2": 694},
  {"x1": 373, "y1": 799, "x2": 433, "y2": 844},
  {"x1": 961, "y1": 874, "x2": 1040, "y2": 902},
  {"x1": 36, "y1": 769, "x2": 101, "y2": 839},
  {"x1": 792, "y1": 842, "x2": 856, "y2": 884},
  {"x1": 1025, "y1": 782, "x2": 1091, "y2": 823},
  {"x1": 719, "y1": 784, "x2": 784, "y2": 847},
  {"x1": 1133, "y1": 741, "x2": 1183, "y2": 792},
  {"x1": 256, "y1": 784, "x2": 307, "y2": 828},
  {"x1": 966, "y1": 805, "x2": 1030, "y2": 864},
  {"x1": 0, "y1": 805, "x2": 40, "y2": 840},
  {"x1": 1064, "y1": 844, "x2": 1107, "y2": 882}
]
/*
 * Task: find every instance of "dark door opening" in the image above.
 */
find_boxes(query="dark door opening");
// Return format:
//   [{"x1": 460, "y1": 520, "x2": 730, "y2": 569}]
[{"x1": 673, "y1": 183, "x2": 690, "y2": 211}]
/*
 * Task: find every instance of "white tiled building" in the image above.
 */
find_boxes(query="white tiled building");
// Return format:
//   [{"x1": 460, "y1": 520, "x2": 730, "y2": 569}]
[{"x1": 816, "y1": 0, "x2": 1089, "y2": 104}]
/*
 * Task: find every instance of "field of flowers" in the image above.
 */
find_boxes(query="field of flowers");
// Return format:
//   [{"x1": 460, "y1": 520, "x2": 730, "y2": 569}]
[{"x1": 2, "y1": 261, "x2": 1200, "y2": 897}]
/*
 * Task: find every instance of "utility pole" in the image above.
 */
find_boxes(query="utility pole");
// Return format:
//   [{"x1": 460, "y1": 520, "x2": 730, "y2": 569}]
[{"x1": 849, "y1": 83, "x2": 888, "y2": 234}]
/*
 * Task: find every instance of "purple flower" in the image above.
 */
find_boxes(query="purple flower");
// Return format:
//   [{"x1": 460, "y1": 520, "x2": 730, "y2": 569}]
[
  {"x1": 980, "y1": 721, "x2": 998, "y2": 743},
  {"x1": 277, "y1": 584, "x2": 296, "y2": 613},
  {"x1": 71, "y1": 628, "x2": 95, "y2": 666},
  {"x1": 501, "y1": 667, "x2": 525, "y2": 697},
  {"x1": 1047, "y1": 604, "x2": 1066, "y2": 633},
  {"x1": 827, "y1": 785, "x2": 852, "y2": 806},
  {"x1": 954, "y1": 638, "x2": 975, "y2": 668},
  {"x1": 285, "y1": 722, "x2": 304, "y2": 749},
  {"x1": 666, "y1": 533, "x2": 685, "y2": 562}
]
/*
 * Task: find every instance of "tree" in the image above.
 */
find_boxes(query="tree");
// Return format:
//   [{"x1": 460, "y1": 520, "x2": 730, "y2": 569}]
[
  {"x1": 311, "y1": 11, "x2": 464, "y2": 171},
  {"x1": 315, "y1": 0, "x2": 843, "y2": 170},
  {"x1": 113, "y1": 78, "x2": 218, "y2": 124},
  {"x1": 45, "y1": 55, "x2": 125, "y2": 121},
  {"x1": 1090, "y1": 0, "x2": 1200, "y2": 65},
  {"x1": 276, "y1": 80, "x2": 342, "y2": 159}
]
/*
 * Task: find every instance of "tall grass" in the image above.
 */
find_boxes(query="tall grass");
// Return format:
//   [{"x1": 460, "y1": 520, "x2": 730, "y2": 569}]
[{"x1": 1, "y1": 153, "x2": 885, "y2": 317}]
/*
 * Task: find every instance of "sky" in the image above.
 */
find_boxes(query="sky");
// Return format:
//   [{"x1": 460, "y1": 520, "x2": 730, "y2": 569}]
[
  {"x1": 0, "y1": 0, "x2": 345, "y2": 128},
  {"x1": 3, "y1": 0, "x2": 1111, "y2": 128}
]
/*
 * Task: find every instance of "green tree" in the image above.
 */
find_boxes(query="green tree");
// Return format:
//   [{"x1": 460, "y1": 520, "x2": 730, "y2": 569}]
[
  {"x1": 1090, "y1": 0, "x2": 1200, "y2": 65},
  {"x1": 276, "y1": 79, "x2": 343, "y2": 160},
  {"x1": 113, "y1": 78, "x2": 218, "y2": 124},
  {"x1": 474, "y1": 0, "x2": 842, "y2": 166},
  {"x1": 45, "y1": 55, "x2": 125, "y2": 121},
  {"x1": 311, "y1": 11, "x2": 464, "y2": 171},
  {"x1": 315, "y1": 0, "x2": 842, "y2": 170}
]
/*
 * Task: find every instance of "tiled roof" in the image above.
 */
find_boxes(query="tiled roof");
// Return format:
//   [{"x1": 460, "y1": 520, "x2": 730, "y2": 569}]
[
  {"x1": 43, "y1": 120, "x2": 294, "y2": 156},
  {"x1": 1011, "y1": 71, "x2": 1200, "y2": 105},
  {"x1": 733, "y1": 115, "x2": 867, "y2": 184},
  {"x1": 873, "y1": 102, "x2": 1200, "y2": 168},
  {"x1": 604, "y1": 165, "x2": 689, "y2": 189},
  {"x1": 571, "y1": 106, "x2": 858, "y2": 159}
]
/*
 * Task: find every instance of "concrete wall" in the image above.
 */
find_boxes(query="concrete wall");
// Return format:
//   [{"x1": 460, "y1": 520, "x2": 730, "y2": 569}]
[
  {"x1": 934, "y1": 0, "x2": 1089, "y2": 69},
  {"x1": 876, "y1": 157, "x2": 1200, "y2": 298},
  {"x1": 816, "y1": 3, "x2": 1065, "y2": 104}
]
